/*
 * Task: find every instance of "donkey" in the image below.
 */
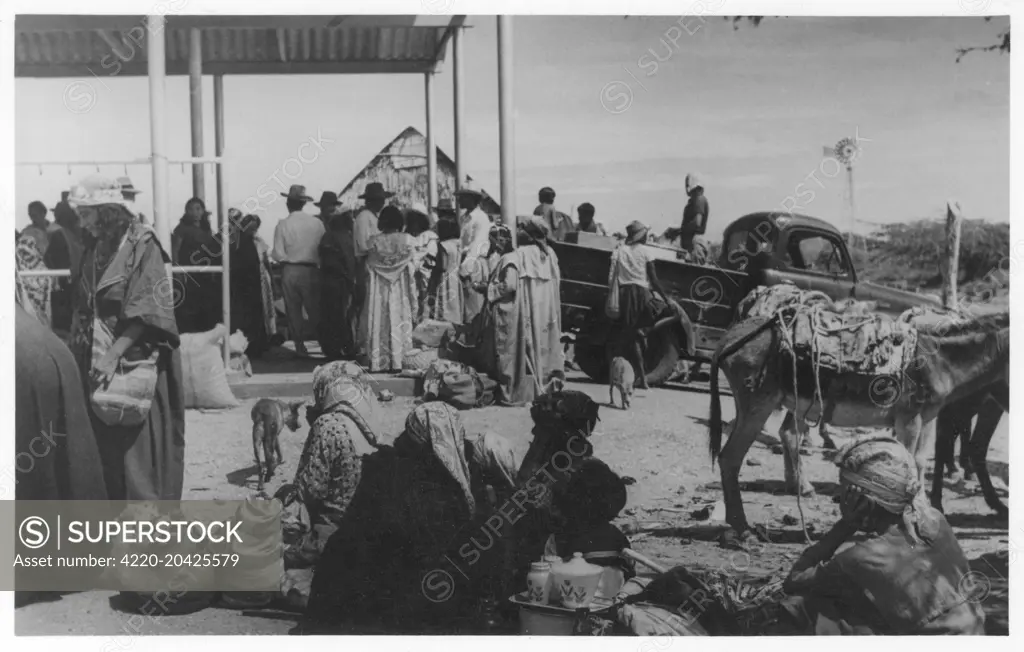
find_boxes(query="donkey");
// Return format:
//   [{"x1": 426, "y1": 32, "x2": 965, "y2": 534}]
[
  {"x1": 932, "y1": 381, "x2": 1009, "y2": 516},
  {"x1": 707, "y1": 309, "x2": 1009, "y2": 539}
]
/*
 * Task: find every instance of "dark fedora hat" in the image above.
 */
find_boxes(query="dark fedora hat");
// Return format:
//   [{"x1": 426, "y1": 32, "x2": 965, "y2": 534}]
[
  {"x1": 281, "y1": 184, "x2": 314, "y2": 202},
  {"x1": 358, "y1": 182, "x2": 395, "y2": 200},
  {"x1": 314, "y1": 191, "x2": 343, "y2": 207}
]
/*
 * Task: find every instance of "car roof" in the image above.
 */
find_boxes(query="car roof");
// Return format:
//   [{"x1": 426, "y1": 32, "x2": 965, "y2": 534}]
[{"x1": 725, "y1": 211, "x2": 840, "y2": 236}]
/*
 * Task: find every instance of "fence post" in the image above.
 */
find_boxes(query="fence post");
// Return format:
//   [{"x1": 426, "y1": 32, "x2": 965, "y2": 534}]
[{"x1": 942, "y1": 200, "x2": 963, "y2": 309}]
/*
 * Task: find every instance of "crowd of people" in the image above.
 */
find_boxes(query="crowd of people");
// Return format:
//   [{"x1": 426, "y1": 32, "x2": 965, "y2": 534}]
[{"x1": 13, "y1": 172, "x2": 992, "y2": 636}]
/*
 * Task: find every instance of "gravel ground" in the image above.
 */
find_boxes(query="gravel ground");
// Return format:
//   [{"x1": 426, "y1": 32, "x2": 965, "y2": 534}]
[{"x1": 15, "y1": 373, "x2": 1010, "y2": 635}]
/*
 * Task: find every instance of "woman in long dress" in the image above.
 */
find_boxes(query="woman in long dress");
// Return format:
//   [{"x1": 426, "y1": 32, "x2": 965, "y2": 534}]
[
  {"x1": 358, "y1": 206, "x2": 418, "y2": 372},
  {"x1": 227, "y1": 211, "x2": 269, "y2": 357},
  {"x1": 172, "y1": 197, "x2": 221, "y2": 333},
  {"x1": 428, "y1": 217, "x2": 463, "y2": 324},
  {"x1": 66, "y1": 176, "x2": 185, "y2": 501},
  {"x1": 405, "y1": 203, "x2": 438, "y2": 323},
  {"x1": 15, "y1": 234, "x2": 52, "y2": 327}
]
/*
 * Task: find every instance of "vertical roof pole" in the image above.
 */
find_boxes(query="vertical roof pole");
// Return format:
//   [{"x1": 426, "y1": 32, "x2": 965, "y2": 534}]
[
  {"x1": 147, "y1": 14, "x2": 170, "y2": 252},
  {"x1": 189, "y1": 27, "x2": 205, "y2": 201},
  {"x1": 452, "y1": 25, "x2": 466, "y2": 194},
  {"x1": 214, "y1": 74, "x2": 230, "y2": 365},
  {"x1": 425, "y1": 71, "x2": 438, "y2": 213},
  {"x1": 214, "y1": 75, "x2": 225, "y2": 221},
  {"x1": 497, "y1": 15, "x2": 516, "y2": 236}
]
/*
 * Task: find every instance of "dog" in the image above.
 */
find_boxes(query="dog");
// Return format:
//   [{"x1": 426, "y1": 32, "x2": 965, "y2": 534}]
[
  {"x1": 251, "y1": 398, "x2": 305, "y2": 491},
  {"x1": 609, "y1": 356, "x2": 635, "y2": 409}
]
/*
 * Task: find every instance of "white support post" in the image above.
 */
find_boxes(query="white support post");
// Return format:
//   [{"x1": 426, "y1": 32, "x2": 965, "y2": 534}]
[
  {"x1": 452, "y1": 25, "x2": 466, "y2": 193},
  {"x1": 147, "y1": 15, "x2": 171, "y2": 252},
  {"x1": 189, "y1": 27, "x2": 205, "y2": 201},
  {"x1": 220, "y1": 160, "x2": 231, "y2": 365},
  {"x1": 497, "y1": 16, "x2": 516, "y2": 234},
  {"x1": 425, "y1": 72, "x2": 438, "y2": 211},
  {"x1": 214, "y1": 75, "x2": 225, "y2": 218}
]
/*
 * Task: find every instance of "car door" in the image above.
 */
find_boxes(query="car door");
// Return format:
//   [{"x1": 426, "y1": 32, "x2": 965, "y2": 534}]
[{"x1": 762, "y1": 228, "x2": 856, "y2": 303}]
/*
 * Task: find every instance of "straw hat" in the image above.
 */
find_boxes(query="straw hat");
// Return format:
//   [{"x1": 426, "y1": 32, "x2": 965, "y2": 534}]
[
  {"x1": 67, "y1": 175, "x2": 136, "y2": 213},
  {"x1": 625, "y1": 220, "x2": 649, "y2": 244},
  {"x1": 281, "y1": 184, "x2": 314, "y2": 202}
]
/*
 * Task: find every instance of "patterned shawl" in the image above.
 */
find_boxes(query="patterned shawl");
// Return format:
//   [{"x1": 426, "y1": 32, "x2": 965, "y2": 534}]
[{"x1": 403, "y1": 402, "x2": 476, "y2": 518}]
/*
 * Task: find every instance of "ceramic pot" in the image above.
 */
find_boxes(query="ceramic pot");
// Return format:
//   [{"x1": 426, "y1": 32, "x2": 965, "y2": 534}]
[
  {"x1": 526, "y1": 561, "x2": 552, "y2": 604},
  {"x1": 551, "y1": 552, "x2": 604, "y2": 609}
]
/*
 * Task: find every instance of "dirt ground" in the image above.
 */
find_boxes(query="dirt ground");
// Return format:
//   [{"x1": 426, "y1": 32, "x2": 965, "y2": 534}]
[{"x1": 15, "y1": 373, "x2": 1011, "y2": 635}]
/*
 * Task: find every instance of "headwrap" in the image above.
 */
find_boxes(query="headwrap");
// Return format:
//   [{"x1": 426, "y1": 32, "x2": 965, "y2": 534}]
[
  {"x1": 310, "y1": 361, "x2": 381, "y2": 453},
  {"x1": 530, "y1": 389, "x2": 601, "y2": 438},
  {"x1": 519, "y1": 216, "x2": 551, "y2": 253},
  {"x1": 403, "y1": 403, "x2": 476, "y2": 518},
  {"x1": 834, "y1": 435, "x2": 941, "y2": 544},
  {"x1": 488, "y1": 223, "x2": 513, "y2": 256},
  {"x1": 466, "y1": 431, "x2": 520, "y2": 490},
  {"x1": 685, "y1": 172, "x2": 704, "y2": 194}
]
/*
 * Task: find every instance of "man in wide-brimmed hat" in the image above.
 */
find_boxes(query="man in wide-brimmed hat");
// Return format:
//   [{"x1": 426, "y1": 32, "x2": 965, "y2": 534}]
[
  {"x1": 314, "y1": 191, "x2": 344, "y2": 227},
  {"x1": 271, "y1": 184, "x2": 325, "y2": 356},
  {"x1": 351, "y1": 182, "x2": 394, "y2": 345},
  {"x1": 454, "y1": 178, "x2": 493, "y2": 323},
  {"x1": 434, "y1": 197, "x2": 457, "y2": 220}
]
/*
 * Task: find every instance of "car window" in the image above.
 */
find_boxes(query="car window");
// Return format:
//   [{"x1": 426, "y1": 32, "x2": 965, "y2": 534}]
[
  {"x1": 784, "y1": 232, "x2": 850, "y2": 276},
  {"x1": 723, "y1": 227, "x2": 773, "y2": 270}
]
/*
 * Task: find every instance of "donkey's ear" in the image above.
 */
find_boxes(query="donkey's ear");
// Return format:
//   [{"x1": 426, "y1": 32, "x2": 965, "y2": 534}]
[{"x1": 289, "y1": 399, "x2": 307, "y2": 411}]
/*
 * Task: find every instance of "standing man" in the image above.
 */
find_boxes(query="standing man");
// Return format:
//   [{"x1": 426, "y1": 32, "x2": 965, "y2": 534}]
[
  {"x1": 576, "y1": 203, "x2": 607, "y2": 236},
  {"x1": 314, "y1": 191, "x2": 343, "y2": 227},
  {"x1": 20, "y1": 201, "x2": 59, "y2": 257},
  {"x1": 272, "y1": 184, "x2": 325, "y2": 357},
  {"x1": 117, "y1": 177, "x2": 147, "y2": 226},
  {"x1": 352, "y1": 182, "x2": 392, "y2": 344},
  {"x1": 455, "y1": 180, "x2": 492, "y2": 323},
  {"x1": 680, "y1": 172, "x2": 710, "y2": 262},
  {"x1": 434, "y1": 197, "x2": 457, "y2": 224}
]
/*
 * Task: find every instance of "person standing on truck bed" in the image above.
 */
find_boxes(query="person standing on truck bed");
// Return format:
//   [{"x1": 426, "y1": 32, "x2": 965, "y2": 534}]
[
  {"x1": 576, "y1": 202, "x2": 608, "y2": 236},
  {"x1": 610, "y1": 221, "x2": 671, "y2": 390},
  {"x1": 534, "y1": 186, "x2": 574, "y2": 241},
  {"x1": 680, "y1": 172, "x2": 710, "y2": 263}
]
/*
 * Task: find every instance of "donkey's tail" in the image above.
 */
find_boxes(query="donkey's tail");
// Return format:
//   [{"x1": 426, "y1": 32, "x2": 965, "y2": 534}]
[{"x1": 709, "y1": 317, "x2": 777, "y2": 466}]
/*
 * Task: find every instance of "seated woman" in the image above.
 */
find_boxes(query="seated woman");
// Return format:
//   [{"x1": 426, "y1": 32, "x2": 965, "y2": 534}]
[
  {"x1": 275, "y1": 361, "x2": 381, "y2": 570},
  {"x1": 608, "y1": 435, "x2": 987, "y2": 637},
  {"x1": 302, "y1": 403, "x2": 493, "y2": 634},
  {"x1": 778, "y1": 435, "x2": 986, "y2": 635},
  {"x1": 464, "y1": 430, "x2": 520, "y2": 512}
]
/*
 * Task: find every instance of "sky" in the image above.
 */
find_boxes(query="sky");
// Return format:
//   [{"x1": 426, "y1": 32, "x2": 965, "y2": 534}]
[{"x1": 13, "y1": 15, "x2": 1010, "y2": 243}]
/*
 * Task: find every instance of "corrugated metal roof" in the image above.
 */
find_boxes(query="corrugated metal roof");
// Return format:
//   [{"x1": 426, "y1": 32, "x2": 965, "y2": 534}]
[{"x1": 15, "y1": 15, "x2": 465, "y2": 78}]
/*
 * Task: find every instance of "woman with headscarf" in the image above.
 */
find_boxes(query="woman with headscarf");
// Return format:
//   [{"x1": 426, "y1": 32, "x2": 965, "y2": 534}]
[
  {"x1": 304, "y1": 402, "x2": 487, "y2": 633},
  {"x1": 275, "y1": 361, "x2": 380, "y2": 571},
  {"x1": 45, "y1": 201, "x2": 86, "y2": 339},
  {"x1": 776, "y1": 435, "x2": 986, "y2": 635},
  {"x1": 473, "y1": 223, "x2": 524, "y2": 402},
  {"x1": 226, "y1": 210, "x2": 269, "y2": 358},
  {"x1": 609, "y1": 220, "x2": 671, "y2": 389},
  {"x1": 358, "y1": 205, "x2": 418, "y2": 371},
  {"x1": 318, "y1": 211, "x2": 357, "y2": 360},
  {"x1": 427, "y1": 217, "x2": 463, "y2": 324},
  {"x1": 464, "y1": 430, "x2": 519, "y2": 511},
  {"x1": 15, "y1": 233, "x2": 52, "y2": 327},
  {"x1": 509, "y1": 217, "x2": 565, "y2": 400},
  {"x1": 65, "y1": 176, "x2": 185, "y2": 501},
  {"x1": 247, "y1": 214, "x2": 279, "y2": 345},
  {"x1": 405, "y1": 203, "x2": 438, "y2": 322},
  {"x1": 172, "y1": 197, "x2": 222, "y2": 333}
]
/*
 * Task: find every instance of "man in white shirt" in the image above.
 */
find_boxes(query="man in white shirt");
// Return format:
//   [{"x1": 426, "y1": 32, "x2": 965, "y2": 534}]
[
  {"x1": 351, "y1": 182, "x2": 393, "y2": 335},
  {"x1": 272, "y1": 184, "x2": 325, "y2": 356},
  {"x1": 454, "y1": 180, "x2": 493, "y2": 323}
]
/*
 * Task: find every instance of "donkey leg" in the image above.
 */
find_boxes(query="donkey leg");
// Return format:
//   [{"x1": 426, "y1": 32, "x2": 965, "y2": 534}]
[
  {"x1": 894, "y1": 413, "x2": 928, "y2": 488},
  {"x1": 720, "y1": 392, "x2": 780, "y2": 538},
  {"x1": 779, "y1": 411, "x2": 815, "y2": 497},
  {"x1": 932, "y1": 417, "x2": 955, "y2": 512},
  {"x1": 970, "y1": 401, "x2": 1007, "y2": 517}
]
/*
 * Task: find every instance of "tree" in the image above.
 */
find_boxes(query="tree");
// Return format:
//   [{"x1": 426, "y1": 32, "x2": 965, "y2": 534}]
[{"x1": 723, "y1": 16, "x2": 1009, "y2": 62}]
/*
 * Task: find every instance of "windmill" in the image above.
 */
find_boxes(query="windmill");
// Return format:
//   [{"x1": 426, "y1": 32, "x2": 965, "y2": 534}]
[{"x1": 823, "y1": 136, "x2": 861, "y2": 224}]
